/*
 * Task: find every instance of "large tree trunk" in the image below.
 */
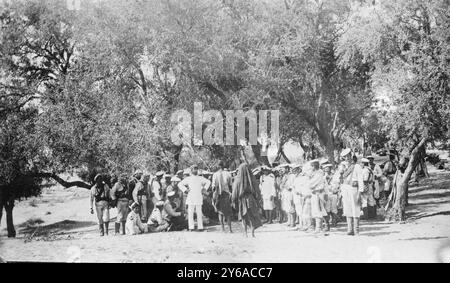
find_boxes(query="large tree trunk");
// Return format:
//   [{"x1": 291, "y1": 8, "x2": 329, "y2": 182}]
[
  {"x1": 386, "y1": 137, "x2": 427, "y2": 222},
  {"x1": 324, "y1": 138, "x2": 336, "y2": 165},
  {"x1": 315, "y1": 128, "x2": 336, "y2": 165},
  {"x1": 172, "y1": 144, "x2": 184, "y2": 173},
  {"x1": 405, "y1": 180, "x2": 409, "y2": 206},
  {"x1": 5, "y1": 200, "x2": 15, "y2": 238},
  {"x1": 0, "y1": 188, "x2": 16, "y2": 238}
]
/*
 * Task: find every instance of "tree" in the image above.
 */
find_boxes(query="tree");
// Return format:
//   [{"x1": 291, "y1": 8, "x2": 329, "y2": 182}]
[
  {"x1": 359, "y1": 109, "x2": 389, "y2": 151},
  {"x1": 0, "y1": 0, "x2": 163, "y2": 235},
  {"x1": 0, "y1": 0, "x2": 82, "y2": 236},
  {"x1": 338, "y1": 0, "x2": 450, "y2": 221},
  {"x1": 235, "y1": 0, "x2": 375, "y2": 164}
]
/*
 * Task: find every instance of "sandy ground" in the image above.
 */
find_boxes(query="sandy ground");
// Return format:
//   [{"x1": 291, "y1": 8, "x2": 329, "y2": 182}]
[{"x1": 1, "y1": 166, "x2": 450, "y2": 263}]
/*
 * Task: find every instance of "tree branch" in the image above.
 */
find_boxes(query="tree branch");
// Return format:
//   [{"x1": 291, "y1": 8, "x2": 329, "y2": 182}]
[
  {"x1": 336, "y1": 104, "x2": 372, "y2": 138},
  {"x1": 31, "y1": 172, "x2": 91, "y2": 190}
]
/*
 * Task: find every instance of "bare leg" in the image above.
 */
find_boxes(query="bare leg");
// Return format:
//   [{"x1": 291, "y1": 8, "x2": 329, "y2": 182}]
[
  {"x1": 219, "y1": 214, "x2": 225, "y2": 232},
  {"x1": 250, "y1": 221, "x2": 255, "y2": 238},
  {"x1": 242, "y1": 219, "x2": 248, "y2": 237},
  {"x1": 227, "y1": 216, "x2": 232, "y2": 233}
]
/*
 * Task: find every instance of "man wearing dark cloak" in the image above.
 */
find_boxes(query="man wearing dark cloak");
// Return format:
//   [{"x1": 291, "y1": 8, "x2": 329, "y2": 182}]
[{"x1": 231, "y1": 163, "x2": 263, "y2": 237}]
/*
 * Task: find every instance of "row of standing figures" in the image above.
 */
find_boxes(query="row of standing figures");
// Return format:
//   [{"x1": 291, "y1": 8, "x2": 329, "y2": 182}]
[{"x1": 89, "y1": 150, "x2": 405, "y2": 237}]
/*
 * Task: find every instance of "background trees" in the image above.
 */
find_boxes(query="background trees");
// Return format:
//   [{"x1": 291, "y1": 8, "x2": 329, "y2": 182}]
[{"x1": 338, "y1": 0, "x2": 450, "y2": 220}]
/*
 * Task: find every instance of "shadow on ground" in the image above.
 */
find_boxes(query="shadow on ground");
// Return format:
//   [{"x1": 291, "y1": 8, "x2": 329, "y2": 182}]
[
  {"x1": 400, "y1": 236, "x2": 449, "y2": 241},
  {"x1": 19, "y1": 219, "x2": 98, "y2": 238},
  {"x1": 332, "y1": 220, "x2": 399, "y2": 237},
  {"x1": 405, "y1": 170, "x2": 450, "y2": 220}
]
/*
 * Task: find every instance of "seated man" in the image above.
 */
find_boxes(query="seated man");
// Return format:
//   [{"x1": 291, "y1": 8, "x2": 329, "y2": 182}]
[
  {"x1": 166, "y1": 176, "x2": 184, "y2": 213},
  {"x1": 125, "y1": 202, "x2": 148, "y2": 235},
  {"x1": 163, "y1": 191, "x2": 187, "y2": 231},
  {"x1": 147, "y1": 201, "x2": 170, "y2": 232}
]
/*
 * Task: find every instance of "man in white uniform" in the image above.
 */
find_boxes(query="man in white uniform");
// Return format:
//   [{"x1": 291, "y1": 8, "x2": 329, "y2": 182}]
[
  {"x1": 126, "y1": 202, "x2": 148, "y2": 235},
  {"x1": 178, "y1": 165, "x2": 211, "y2": 231},
  {"x1": 337, "y1": 149, "x2": 364, "y2": 235},
  {"x1": 291, "y1": 164, "x2": 305, "y2": 227},
  {"x1": 259, "y1": 167, "x2": 276, "y2": 224},
  {"x1": 300, "y1": 163, "x2": 314, "y2": 232}
]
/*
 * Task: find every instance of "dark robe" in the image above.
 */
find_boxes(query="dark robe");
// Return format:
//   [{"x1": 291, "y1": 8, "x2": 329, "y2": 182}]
[{"x1": 231, "y1": 163, "x2": 262, "y2": 229}]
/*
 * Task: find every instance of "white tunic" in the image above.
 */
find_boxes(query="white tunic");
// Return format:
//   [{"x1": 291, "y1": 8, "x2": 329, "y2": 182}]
[
  {"x1": 126, "y1": 211, "x2": 147, "y2": 235},
  {"x1": 340, "y1": 162, "x2": 364, "y2": 217},
  {"x1": 260, "y1": 174, "x2": 276, "y2": 199},
  {"x1": 178, "y1": 175, "x2": 211, "y2": 206}
]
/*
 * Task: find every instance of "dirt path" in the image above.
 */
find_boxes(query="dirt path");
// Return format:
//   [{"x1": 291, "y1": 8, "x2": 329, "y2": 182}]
[{"x1": 1, "y1": 168, "x2": 450, "y2": 262}]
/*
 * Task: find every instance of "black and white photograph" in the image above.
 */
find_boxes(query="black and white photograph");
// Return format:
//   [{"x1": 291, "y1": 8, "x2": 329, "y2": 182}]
[{"x1": 0, "y1": 0, "x2": 449, "y2": 264}]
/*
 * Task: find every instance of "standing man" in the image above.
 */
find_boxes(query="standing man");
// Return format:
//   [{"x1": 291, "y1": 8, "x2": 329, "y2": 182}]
[
  {"x1": 322, "y1": 163, "x2": 337, "y2": 229},
  {"x1": 128, "y1": 170, "x2": 142, "y2": 200},
  {"x1": 383, "y1": 151, "x2": 397, "y2": 201},
  {"x1": 232, "y1": 162, "x2": 263, "y2": 238},
  {"x1": 309, "y1": 160, "x2": 327, "y2": 234},
  {"x1": 260, "y1": 167, "x2": 276, "y2": 224},
  {"x1": 162, "y1": 174, "x2": 173, "y2": 200},
  {"x1": 273, "y1": 169, "x2": 282, "y2": 223},
  {"x1": 132, "y1": 172, "x2": 150, "y2": 222},
  {"x1": 110, "y1": 173, "x2": 131, "y2": 235},
  {"x1": 368, "y1": 155, "x2": 383, "y2": 210},
  {"x1": 178, "y1": 165, "x2": 211, "y2": 231},
  {"x1": 300, "y1": 163, "x2": 314, "y2": 232},
  {"x1": 286, "y1": 166, "x2": 297, "y2": 227},
  {"x1": 292, "y1": 164, "x2": 307, "y2": 229},
  {"x1": 182, "y1": 169, "x2": 191, "y2": 213},
  {"x1": 277, "y1": 165, "x2": 290, "y2": 223},
  {"x1": 338, "y1": 149, "x2": 364, "y2": 236},
  {"x1": 331, "y1": 164, "x2": 344, "y2": 224},
  {"x1": 212, "y1": 161, "x2": 233, "y2": 232},
  {"x1": 361, "y1": 158, "x2": 376, "y2": 220},
  {"x1": 150, "y1": 171, "x2": 165, "y2": 205},
  {"x1": 90, "y1": 174, "x2": 112, "y2": 236}
]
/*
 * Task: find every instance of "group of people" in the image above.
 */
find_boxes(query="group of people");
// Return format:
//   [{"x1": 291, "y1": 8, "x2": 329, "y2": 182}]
[
  {"x1": 89, "y1": 166, "x2": 201, "y2": 236},
  {"x1": 89, "y1": 148, "x2": 402, "y2": 237},
  {"x1": 257, "y1": 149, "x2": 385, "y2": 236}
]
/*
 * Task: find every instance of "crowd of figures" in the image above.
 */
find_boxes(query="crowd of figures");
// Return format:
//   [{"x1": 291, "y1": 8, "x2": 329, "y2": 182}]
[{"x1": 89, "y1": 149, "x2": 408, "y2": 237}]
